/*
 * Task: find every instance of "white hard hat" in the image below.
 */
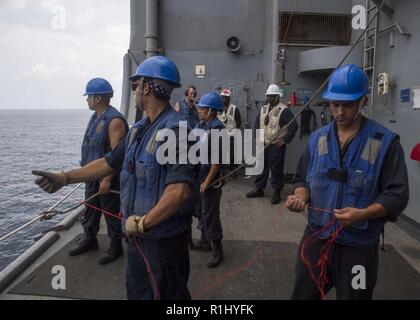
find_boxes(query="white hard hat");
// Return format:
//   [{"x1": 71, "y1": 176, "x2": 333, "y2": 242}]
[
  {"x1": 221, "y1": 88, "x2": 231, "y2": 97},
  {"x1": 266, "y1": 84, "x2": 283, "y2": 96}
]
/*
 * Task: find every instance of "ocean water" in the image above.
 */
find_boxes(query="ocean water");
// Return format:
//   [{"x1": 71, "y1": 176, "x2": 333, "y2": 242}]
[{"x1": 0, "y1": 109, "x2": 92, "y2": 271}]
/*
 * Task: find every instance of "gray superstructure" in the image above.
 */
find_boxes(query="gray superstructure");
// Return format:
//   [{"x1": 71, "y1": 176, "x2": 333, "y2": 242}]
[
  {"x1": 1, "y1": 0, "x2": 419, "y2": 300},
  {"x1": 122, "y1": 0, "x2": 420, "y2": 226}
]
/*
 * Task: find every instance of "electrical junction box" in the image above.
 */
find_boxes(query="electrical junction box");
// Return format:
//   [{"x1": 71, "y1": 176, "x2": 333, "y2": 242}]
[
  {"x1": 378, "y1": 73, "x2": 389, "y2": 95},
  {"x1": 253, "y1": 82, "x2": 267, "y2": 102}
]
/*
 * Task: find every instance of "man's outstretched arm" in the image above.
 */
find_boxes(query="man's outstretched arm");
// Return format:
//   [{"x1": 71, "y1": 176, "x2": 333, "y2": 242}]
[
  {"x1": 66, "y1": 158, "x2": 115, "y2": 184},
  {"x1": 32, "y1": 158, "x2": 115, "y2": 194},
  {"x1": 33, "y1": 136, "x2": 127, "y2": 194}
]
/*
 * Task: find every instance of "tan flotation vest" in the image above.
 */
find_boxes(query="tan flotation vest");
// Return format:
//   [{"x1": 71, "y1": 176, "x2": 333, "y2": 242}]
[
  {"x1": 218, "y1": 104, "x2": 238, "y2": 131},
  {"x1": 259, "y1": 102, "x2": 288, "y2": 144}
]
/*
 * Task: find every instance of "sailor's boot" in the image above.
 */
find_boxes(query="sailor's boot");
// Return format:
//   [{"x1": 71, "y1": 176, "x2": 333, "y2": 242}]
[
  {"x1": 190, "y1": 233, "x2": 211, "y2": 252},
  {"x1": 69, "y1": 236, "x2": 99, "y2": 256},
  {"x1": 246, "y1": 188, "x2": 264, "y2": 198},
  {"x1": 97, "y1": 240, "x2": 123, "y2": 265},
  {"x1": 207, "y1": 240, "x2": 224, "y2": 268},
  {"x1": 271, "y1": 190, "x2": 282, "y2": 205}
]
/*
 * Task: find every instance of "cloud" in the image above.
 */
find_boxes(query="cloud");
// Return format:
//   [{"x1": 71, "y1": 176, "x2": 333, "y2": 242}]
[
  {"x1": 0, "y1": 0, "x2": 27, "y2": 11},
  {"x1": 0, "y1": 0, "x2": 130, "y2": 109},
  {"x1": 37, "y1": 0, "x2": 59, "y2": 10},
  {"x1": 16, "y1": 62, "x2": 59, "y2": 80}
]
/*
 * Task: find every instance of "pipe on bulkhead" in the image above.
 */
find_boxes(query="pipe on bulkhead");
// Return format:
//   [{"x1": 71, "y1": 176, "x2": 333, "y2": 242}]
[
  {"x1": 272, "y1": 0, "x2": 279, "y2": 83},
  {"x1": 121, "y1": 53, "x2": 132, "y2": 119},
  {"x1": 145, "y1": 0, "x2": 159, "y2": 57},
  {"x1": 389, "y1": 30, "x2": 394, "y2": 48}
]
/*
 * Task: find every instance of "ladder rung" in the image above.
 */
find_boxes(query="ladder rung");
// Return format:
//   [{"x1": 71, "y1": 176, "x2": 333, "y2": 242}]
[
  {"x1": 364, "y1": 67, "x2": 374, "y2": 71},
  {"x1": 365, "y1": 47, "x2": 375, "y2": 51},
  {"x1": 366, "y1": 26, "x2": 376, "y2": 33}
]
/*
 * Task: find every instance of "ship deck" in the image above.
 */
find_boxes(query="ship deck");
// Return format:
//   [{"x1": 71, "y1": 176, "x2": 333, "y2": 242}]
[{"x1": 1, "y1": 174, "x2": 420, "y2": 300}]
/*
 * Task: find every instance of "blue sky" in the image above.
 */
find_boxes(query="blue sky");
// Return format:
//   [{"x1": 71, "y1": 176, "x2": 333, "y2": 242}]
[{"x1": 0, "y1": 0, "x2": 130, "y2": 109}]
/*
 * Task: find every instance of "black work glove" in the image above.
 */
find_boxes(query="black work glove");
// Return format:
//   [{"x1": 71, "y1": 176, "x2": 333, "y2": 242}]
[{"x1": 32, "y1": 170, "x2": 67, "y2": 194}]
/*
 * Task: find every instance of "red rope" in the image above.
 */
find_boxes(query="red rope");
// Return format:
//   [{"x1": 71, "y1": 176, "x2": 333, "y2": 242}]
[
  {"x1": 307, "y1": 206, "x2": 334, "y2": 214},
  {"x1": 82, "y1": 200, "x2": 161, "y2": 300},
  {"x1": 83, "y1": 202, "x2": 122, "y2": 220},
  {"x1": 133, "y1": 238, "x2": 161, "y2": 300},
  {"x1": 300, "y1": 206, "x2": 344, "y2": 300}
]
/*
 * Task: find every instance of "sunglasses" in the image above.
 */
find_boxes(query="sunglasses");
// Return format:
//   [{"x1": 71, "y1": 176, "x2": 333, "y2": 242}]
[{"x1": 131, "y1": 81, "x2": 140, "y2": 92}]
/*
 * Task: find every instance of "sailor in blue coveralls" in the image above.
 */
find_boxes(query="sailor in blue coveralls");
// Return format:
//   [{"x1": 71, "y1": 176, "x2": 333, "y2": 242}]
[
  {"x1": 70, "y1": 78, "x2": 128, "y2": 265},
  {"x1": 33, "y1": 56, "x2": 196, "y2": 300},
  {"x1": 175, "y1": 85, "x2": 199, "y2": 128},
  {"x1": 174, "y1": 85, "x2": 200, "y2": 250},
  {"x1": 285, "y1": 64, "x2": 409, "y2": 300},
  {"x1": 190, "y1": 92, "x2": 226, "y2": 268}
]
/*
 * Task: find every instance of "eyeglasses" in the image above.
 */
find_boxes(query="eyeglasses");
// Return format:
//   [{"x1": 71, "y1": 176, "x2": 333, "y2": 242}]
[
  {"x1": 131, "y1": 81, "x2": 142, "y2": 92},
  {"x1": 131, "y1": 82, "x2": 139, "y2": 92}
]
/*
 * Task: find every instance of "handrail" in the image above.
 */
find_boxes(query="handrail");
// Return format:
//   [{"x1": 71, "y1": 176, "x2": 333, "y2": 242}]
[{"x1": 0, "y1": 183, "x2": 83, "y2": 242}]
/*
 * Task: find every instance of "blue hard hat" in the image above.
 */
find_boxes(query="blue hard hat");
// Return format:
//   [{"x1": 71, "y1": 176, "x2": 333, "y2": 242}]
[
  {"x1": 323, "y1": 64, "x2": 370, "y2": 101},
  {"x1": 129, "y1": 55, "x2": 181, "y2": 88},
  {"x1": 197, "y1": 92, "x2": 223, "y2": 111},
  {"x1": 83, "y1": 78, "x2": 113, "y2": 96}
]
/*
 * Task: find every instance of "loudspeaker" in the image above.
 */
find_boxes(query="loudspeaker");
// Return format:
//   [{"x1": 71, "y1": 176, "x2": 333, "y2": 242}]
[{"x1": 226, "y1": 36, "x2": 241, "y2": 53}]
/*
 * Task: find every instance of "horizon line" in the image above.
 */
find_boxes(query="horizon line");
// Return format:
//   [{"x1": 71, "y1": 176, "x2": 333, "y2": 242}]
[{"x1": 0, "y1": 108, "x2": 90, "y2": 111}]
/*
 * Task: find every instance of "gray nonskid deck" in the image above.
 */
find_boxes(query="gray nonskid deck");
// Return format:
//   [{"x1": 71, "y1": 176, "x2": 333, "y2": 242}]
[{"x1": 2, "y1": 177, "x2": 420, "y2": 299}]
